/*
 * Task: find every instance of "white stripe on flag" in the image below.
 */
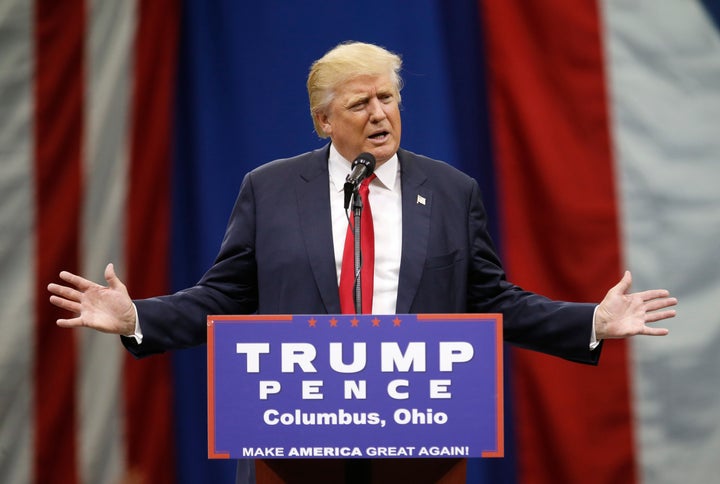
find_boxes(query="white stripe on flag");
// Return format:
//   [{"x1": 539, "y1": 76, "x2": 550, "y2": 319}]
[
  {"x1": 0, "y1": 0, "x2": 34, "y2": 482},
  {"x1": 79, "y1": 0, "x2": 137, "y2": 482},
  {"x1": 602, "y1": 1, "x2": 720, "y2": 482}
]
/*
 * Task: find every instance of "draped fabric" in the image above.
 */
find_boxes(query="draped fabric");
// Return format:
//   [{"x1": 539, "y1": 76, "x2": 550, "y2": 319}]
[
  {"x1": 1, "y1": 0, "x2": 177, "y2": 482},
  {"x1": 2, "y1": 1, "x2": 718, "y2": 483}
]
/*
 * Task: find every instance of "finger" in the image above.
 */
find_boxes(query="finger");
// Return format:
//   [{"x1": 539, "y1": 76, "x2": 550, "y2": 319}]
[
  {"x1": 56, "y1": 316, "x2": 84, "y2": 328},
  {"x1": 104, "y1": 262, "x2": 127, "y2": 292},
  {"x1": 47, "y1": 282, "x2": 83, "y2": 302},
  {"x1": 49, "y1": 294, "x2": 82, "y2": 314},
  {"x1": 644, "y1": 297, "x2": 677, "y2": 312},
  {"x1": 645, "y1": 309, "x2": 677, "y2": 323},
  {"x1": 614, "y1": 270, "x2": 632, "y2": 294},
  {"x1": 58, "y1": 270, "x2": 98, "y2": 291},
  {"x1": 641, "y1": 325, "x2": 670, "y2": 336},
  {"x1": 633, "y1": 289, "x2": 672, "y2": 302},
  {"x1": 105, "y1": 262, "x2": 115, "y2": 282}
]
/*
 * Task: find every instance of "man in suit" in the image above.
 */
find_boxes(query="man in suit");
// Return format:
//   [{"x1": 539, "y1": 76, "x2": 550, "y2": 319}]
[{"x1": 48, "y1": 41, "x2": 677, "y2": 483}]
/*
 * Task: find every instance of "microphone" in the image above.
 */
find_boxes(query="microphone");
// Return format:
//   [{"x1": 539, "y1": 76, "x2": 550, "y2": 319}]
[{"x1": 343, "y1": 152, "x2": 376, "y2": 209}]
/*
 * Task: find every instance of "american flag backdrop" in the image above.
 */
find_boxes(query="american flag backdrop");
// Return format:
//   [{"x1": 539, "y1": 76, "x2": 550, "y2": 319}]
[
  {"x1": 1, "y1": 0, "x2": 177, "y2": 482},
  {"x1": 1, "y1": 1, "x2": 719, "y2": 483}
]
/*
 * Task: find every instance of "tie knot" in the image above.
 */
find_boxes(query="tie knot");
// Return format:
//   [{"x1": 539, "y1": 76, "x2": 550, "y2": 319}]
[{"x1": 360, "y1": 174, "x2": 376, "y2": 193}]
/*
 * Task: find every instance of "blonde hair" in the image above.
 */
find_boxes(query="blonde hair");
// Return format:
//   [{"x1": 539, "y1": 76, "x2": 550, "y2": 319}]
[{"x1": 307, "y1": 41, "x2": 403, "y2": 137}]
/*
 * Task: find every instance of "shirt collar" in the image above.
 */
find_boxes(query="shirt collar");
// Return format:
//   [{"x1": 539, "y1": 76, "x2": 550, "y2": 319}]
[{"x1": 328, "y1": 144, "x2": 399, "y2": 192}]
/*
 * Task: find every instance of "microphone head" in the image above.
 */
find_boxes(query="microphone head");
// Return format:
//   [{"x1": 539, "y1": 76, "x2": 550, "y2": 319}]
[
  {"x1": 352, "y1": 152, "x2": 376, "y2": 175},
  {"x1": 344, "y1": 152, "x2": 377, "y2": 209}
]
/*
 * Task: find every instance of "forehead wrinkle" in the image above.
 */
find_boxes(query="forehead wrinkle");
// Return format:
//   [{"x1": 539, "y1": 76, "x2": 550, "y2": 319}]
[
  {"x1": 343, "y1": 89, "x2": 395, "y2": 111},
  {"x1": 343, "y1": 92, "x2": 371, "y2": 107},
  {"x1": 337, "y1": 77, "x2": 395, "y2": 104}
]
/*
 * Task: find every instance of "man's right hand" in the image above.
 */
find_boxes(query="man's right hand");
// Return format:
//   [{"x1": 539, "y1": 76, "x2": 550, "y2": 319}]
[{"x1": 48, "y1": 263, "x2": 137, "y2": 336}]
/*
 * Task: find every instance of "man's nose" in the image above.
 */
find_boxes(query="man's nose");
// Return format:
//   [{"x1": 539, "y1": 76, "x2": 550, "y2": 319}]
[{"x1": 367, "y1": 98, "x2": 386, "y2": 121}]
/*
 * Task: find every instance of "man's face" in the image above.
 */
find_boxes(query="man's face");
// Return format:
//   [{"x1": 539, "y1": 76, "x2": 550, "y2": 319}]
[{"x1": 316, "y1": 74, "x2": 402, "y2": 166}]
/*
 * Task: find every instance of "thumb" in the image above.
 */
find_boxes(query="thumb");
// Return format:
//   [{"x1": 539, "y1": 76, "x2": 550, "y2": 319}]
[
  {"x1": 104, "y1": 262, "x2": 122, "y2": 289},
  {"x1": 614, "y1": 270, "x2": 632, "y2": 294}
]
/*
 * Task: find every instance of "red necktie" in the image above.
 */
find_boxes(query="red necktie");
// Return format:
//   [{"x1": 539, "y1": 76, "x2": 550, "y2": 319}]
[{"x1": 339, "y1": 174, "x2": 376, "y2": 314}]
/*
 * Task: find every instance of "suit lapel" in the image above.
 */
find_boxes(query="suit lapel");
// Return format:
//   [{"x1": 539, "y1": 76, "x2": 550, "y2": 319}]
[
  {"x1": 296, "y1": 146, "x2": 341, "y2": 313},
  {"x1": 396, "y1": 150, "x2": 431, "y2": 313},
  {"x1": 294, "y1": 147, "x2": 432, "y2": 314}
]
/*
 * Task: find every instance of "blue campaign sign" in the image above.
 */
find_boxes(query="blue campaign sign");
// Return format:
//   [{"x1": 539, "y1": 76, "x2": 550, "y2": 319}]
[{"x1": 207, "y1": 314, "x2": 503, "y2": 460}]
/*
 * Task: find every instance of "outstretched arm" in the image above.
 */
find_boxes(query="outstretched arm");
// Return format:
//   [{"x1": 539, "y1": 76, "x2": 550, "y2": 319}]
[
  {"x1": 47, "y1": 263, "x2": 136, "y2": 335},
  {"x1": 594, "y1": 270, "x2": 677, "y2": 340}
]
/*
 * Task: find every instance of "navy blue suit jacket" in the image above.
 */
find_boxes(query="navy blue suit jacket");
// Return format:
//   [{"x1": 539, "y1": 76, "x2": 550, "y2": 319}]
[{"x1": 126, "y1": 145, "x2": 599, "y2": 364}]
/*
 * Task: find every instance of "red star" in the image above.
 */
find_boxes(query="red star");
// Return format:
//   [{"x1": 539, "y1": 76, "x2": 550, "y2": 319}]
[
  {"x1": 329, "y1": 317, "x2": 338, "y2": 327},
  {"x1": 308, "y1": 317, "x2": 317, "y2": 327},
  {"x1": 372, "y1": 317, "x2": 381, "y2": 327},
  {"x1": 350, "y1": 317, "x2": 359, "y2": 327},
  {"x1": 393, "y1": 317, "x2": 402, "y2": 327}
]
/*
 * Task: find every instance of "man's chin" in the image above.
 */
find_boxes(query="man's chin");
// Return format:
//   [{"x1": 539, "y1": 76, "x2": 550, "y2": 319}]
[{"x1": 366, "y1": 144, "x2": 398, "y2": 165}]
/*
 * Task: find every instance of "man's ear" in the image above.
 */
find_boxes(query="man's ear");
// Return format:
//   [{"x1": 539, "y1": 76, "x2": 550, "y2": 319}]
[{"x1": 315, "y1": 111, "x2": 331, "y2": 136}]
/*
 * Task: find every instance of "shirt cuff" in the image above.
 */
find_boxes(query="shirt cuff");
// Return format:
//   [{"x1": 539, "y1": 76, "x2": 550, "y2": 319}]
[
  {"x1": 590, "y1": 305, "x2": 600, "y2": 350},
  {"x1": 121, "y1": 303, "x2": 143, "y2": 344}
]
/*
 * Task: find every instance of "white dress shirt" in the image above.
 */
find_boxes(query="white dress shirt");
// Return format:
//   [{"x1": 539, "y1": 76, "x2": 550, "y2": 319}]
[{"x1": 328, "y1": 145, "x2": 402, "y2": 315}]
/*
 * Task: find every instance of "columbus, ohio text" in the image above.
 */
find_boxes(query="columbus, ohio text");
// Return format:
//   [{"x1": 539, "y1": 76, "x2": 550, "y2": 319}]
[{"x1": 263, "y1": 407, "x2": 449, "y2": 426}]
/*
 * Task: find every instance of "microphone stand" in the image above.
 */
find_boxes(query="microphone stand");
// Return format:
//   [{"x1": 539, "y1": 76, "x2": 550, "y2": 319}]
[
  {"x1": 350, "y1": 185, "x2": 364, "y2": 314},
  {"x1": 347, "y1": 183, "x2": 372, "y2": 483}
]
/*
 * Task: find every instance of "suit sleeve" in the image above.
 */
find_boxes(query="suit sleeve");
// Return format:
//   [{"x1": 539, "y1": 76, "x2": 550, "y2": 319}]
[
  {"x1": 465, "y1": 181, "x2": 601, "y2": 365},
  {"x1": 123, "y1": 173, "x2": 259, "y2": 358}
]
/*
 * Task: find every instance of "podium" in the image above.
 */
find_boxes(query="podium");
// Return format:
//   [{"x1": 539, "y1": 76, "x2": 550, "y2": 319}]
[{"x1": 207, "y1": 314, "x2": 503, "y2": 483}]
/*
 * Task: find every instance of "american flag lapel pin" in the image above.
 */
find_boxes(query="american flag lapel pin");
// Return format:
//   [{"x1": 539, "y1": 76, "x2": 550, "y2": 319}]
[{"x1": 416, "y1": 194, "x2": 426, "y2": 205}]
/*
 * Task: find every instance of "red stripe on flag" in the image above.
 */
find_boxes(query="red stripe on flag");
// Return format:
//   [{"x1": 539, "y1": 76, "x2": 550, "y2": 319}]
[
  {"x1": 123, "y1": 0, "x2": 179, "y2": 481},
  {"x1": 33, "y1": 0, "x2": 85, "y2": 482},
  {"x1": 479, "y1": 1, "x2": 637, "y2": 483}
]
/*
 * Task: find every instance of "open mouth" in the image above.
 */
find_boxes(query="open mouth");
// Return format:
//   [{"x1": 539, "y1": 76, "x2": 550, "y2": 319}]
[{"x1": 369, "y1": 131, "x2": 389, "y2": 140}]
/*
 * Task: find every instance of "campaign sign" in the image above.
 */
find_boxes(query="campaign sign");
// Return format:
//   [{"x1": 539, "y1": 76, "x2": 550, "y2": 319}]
[{"x1": 207, "y1": 314, "x2": 503, "y2": 460}]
